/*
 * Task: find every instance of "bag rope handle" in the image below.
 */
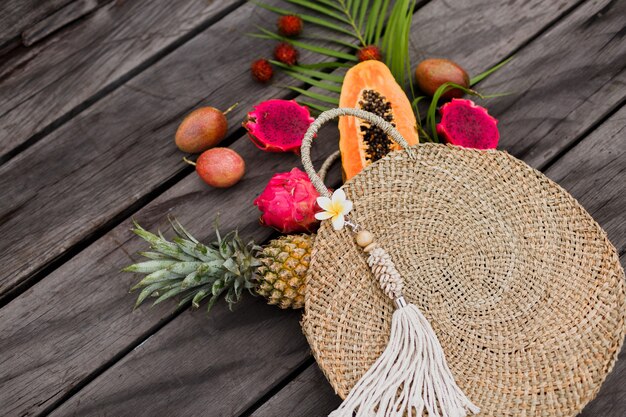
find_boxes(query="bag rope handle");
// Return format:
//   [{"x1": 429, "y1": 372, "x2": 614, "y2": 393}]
[{"x1": 301, "y1": 107, "x2": 415, "y2": 198}]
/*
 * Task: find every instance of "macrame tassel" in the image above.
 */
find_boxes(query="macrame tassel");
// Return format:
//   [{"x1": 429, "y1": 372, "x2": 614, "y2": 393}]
[{"x1": 329, "y1": 231, "x2": 479, "y2": 417}]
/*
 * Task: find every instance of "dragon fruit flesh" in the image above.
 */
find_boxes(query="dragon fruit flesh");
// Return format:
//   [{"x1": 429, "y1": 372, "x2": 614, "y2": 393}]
[
  {"x1": 436, "y1": 99, "x2": 499, "y2": 149},
  {"x1": 254, "y1": 168, "x2": 320, "y2": 233},
  {"x1": 244, "y1": 99, "x2": 314, "y2": 153}
]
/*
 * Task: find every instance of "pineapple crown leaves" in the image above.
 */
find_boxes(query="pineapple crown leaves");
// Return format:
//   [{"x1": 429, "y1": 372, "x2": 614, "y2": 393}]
[{"x1": 122, "y1": 218, "x2": 262, "y2": 313}]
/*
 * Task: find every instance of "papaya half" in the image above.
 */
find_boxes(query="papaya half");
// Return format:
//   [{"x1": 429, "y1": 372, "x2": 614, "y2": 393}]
[{"x1": 339, "y1": 61, "x2": 419, "y2": 180}]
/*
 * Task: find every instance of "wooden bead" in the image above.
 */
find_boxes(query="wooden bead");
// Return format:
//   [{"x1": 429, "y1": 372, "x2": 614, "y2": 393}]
[{"x1": 356, "y1": 230, "x2": 374, "y2": 248}]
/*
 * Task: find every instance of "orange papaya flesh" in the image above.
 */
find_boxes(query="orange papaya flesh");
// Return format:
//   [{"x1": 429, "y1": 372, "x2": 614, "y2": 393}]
[{"x1": 339, "y1": 61, "x2": 419, "y2": 180}]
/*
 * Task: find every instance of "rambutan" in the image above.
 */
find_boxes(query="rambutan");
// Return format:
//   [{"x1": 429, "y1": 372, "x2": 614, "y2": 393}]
[
  {"x1": 274, "y1": 43, "x2": 299, "y2": 66},
  {"x1": 357, "y1": 45, "x2": 382, "y2": 62},
  {"x1": 277, "y1": 15, "x2": 303, "y2": 37},
  {"x1": 251, "y1": 59, "x2": 273, "y2": 83}
]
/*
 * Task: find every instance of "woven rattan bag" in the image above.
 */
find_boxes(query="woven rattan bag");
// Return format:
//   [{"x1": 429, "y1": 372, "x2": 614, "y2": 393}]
[{"x1": 299, "y1": 108, "x2": 625, "y2": 417}]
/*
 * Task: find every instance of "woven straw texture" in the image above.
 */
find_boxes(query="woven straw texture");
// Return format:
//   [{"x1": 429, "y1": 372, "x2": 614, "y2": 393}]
[{"x1": 302, "y1": 143, "x2": 625, "y2": 417}]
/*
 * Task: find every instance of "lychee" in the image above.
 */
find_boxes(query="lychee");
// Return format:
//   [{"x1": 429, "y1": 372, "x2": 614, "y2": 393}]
[
  {"x1": 274, "y1": 43, "x2": 298, "y2": 66},
  {"x1": 277, "y1": 15, "x2": 303, "y2": 37},
  {"x1": 251, "y1": 59, "x2": 273, "y2": 83}
]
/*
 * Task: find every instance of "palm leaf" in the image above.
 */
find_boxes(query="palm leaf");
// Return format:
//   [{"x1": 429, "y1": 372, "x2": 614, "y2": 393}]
[
  {"x1": 281, "y1": 0, "x2": 350, "y2": 23},
  {"x1": 303, "y1": 35, "x2": 360, "y2": 50},
  {"x1": 286, "y1": 86, "x2": 340, "y2": 104},
  {"x1": 381, "y1": 0, "x2": 415, "y2": 86},
  {"x1": 270, "y1": 60, "x2": 345, "y2": 82},
  {"x1": 282, "y1": 71, "x2": 342, "y2": 92},
  {"x1": 299, "y1": 100, "x2": 333, "y2": 112},
  {"x1": 470, "y1": 56, "x2": 513, "y2": 86},
  {"x1": 250, "y1": 0, "x2": 418, "y2": 107},
  {"x1": 357, "y1": 0, "x2": 370, "y2": 34},
  {"x1": 253, "y1": 27, "x2": 358, "y2": 61},
  {"x1": 253, "y1": 1, "x2": 356, "y2": 38},
  {"x1": 314, "y1": 0, "x2": 344, "y2": 12},
  {"x1": 298, "y1": 61, "x2": 352, "y2": 69},
  {"x1": 374, "y1": 0, "x2": 391, "y2": 45},
  {"x1": 364, "y1": 0, "x2": 383, "y2": 44}
]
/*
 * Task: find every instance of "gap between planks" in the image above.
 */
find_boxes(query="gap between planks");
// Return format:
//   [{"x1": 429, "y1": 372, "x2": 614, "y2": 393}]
[
  {"x1": 4, "y1": 0, "x2": 624, "y2": 414},
  {"x1": 0, "y1": 0, "x2": 247, "y2": 165}
]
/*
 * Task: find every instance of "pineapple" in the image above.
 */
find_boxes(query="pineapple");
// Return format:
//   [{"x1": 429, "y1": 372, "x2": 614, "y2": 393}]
[
  {"x1": 256, "y1": 234, "x2": 313, "y2": 309},
  {"x1": 123, "y1": 218, "x2": 314, "y2": 311}
]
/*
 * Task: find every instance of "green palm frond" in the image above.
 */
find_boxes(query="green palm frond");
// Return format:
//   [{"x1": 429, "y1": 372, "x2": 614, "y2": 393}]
[
  {"x1": 381, "y1": 0, "x2": 416, "y2": 87},
  {"x1": 251, "y1": 0, "x2": 415, "y2": 111},
  {"x1": 252, "y1": 27, "x2": 358, "y2": 61},
  {"x1": 270, "y1": 60, "x2": 345, "y2": 82}
]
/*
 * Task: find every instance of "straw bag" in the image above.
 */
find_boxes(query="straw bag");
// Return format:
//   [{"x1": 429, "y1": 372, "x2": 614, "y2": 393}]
[{"x1": 299, "y1": 108, "x2": 625, "y2": 417}]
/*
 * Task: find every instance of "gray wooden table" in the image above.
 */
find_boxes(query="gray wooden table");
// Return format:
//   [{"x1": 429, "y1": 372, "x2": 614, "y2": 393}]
[{"x1": 0, "y1": 0, "x2": 624, "y2": 416}]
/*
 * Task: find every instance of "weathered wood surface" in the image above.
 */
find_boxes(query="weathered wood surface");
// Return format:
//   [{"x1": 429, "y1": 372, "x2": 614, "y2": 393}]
[
  {"x1": 0, "y1": 0, "x2": 351, "y2": 300},
  {"x1": 251, "y1": 363, "x2": 341, "y2": 417},
  {"x1": 29, "y1": 0, "x2": 605, "y2": 415},
  {"x1": 0, "y1": 0, "x2": 356, "y2": 414},
  {"x1": 0, "y1": 0, "x2": 243, "y2": 159},
  {"x1": 0, "y1": 0, "x2": 581, "y2": 299},
  {"x1": 249, "y1": 105, "x2": 626, "y2": 416},
  {"x1": 21, "y1": 0, "x2": 100, "y2": 47},
  {"x1": 10, "y1": 131, "x2": 340, "y2": 417},
  {"x1": 0, "y1": 0, "x2": 73, "y2": 46},
  {"x1": 0, "y1": 128, "x2": 340, "y2": 416},
  {"x1": 480, "y1": 0, "x2": 626, "y2": 170},
  {"x1": 1, "y1": 0, "x2": 624, "y2": 416}
]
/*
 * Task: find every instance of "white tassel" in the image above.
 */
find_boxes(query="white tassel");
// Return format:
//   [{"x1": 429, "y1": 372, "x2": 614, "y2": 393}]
[
  {"x1": 329, "y1": 301, "x2": 479, "y2": 417},
  {"x1": 329, "y1": 236, "x2": 479, "y2": 417}
]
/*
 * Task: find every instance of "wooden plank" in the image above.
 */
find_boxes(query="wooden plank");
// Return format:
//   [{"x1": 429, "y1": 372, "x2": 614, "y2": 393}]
[
  {"x1": 251, "y1": 363, "x2": 341, "y2": 417},
  {"x1": 477, "y1": 0, "x2": 625, "y2": 169},
  {"x1": 252, "y1": 102, "x2": 626, "y2": 417},
  {"x1": 26, "y1": 0, "x2": 591, "y2": 415},
  {"x1": 0, "y1": 0, "x2": 353, "y2": 413},
  {"x1": 0, "y1": 0, "x2": 73, "y2": 46},
  {"x1": 0, "y1": 0, "x2": 346, "y2": 299},
  {"x1": 0, "y1": 0, "x2": 243, "y2": 159},
  {"x1": 21, "y1": 0, "x2": 100, "y2": 47},
  {"x1": 0, "y1": 128, "x2": 341, "y2": 417}
]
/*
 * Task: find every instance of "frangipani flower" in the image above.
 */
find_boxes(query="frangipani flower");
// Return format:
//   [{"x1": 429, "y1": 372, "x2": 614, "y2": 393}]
[{"x1": 315, "y1": 188, "x2": 353, "y2": 230}]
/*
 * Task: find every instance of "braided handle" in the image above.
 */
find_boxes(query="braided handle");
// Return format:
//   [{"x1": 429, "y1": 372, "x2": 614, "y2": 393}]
[{"x1": 301, "y1": 107, "x2": 415, "y2": 197}]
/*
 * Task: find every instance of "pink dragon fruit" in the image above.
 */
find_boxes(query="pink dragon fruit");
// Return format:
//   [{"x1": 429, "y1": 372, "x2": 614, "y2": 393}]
[
  {"x1": 254, "y1": 168, "x2": 320, "y2": 233},
  {"x1": 436, "y1": 99, "x2": 499, "y2": 149},
  {"x1": 244, "y1": 99, "x2": 314, "y2": 153}
]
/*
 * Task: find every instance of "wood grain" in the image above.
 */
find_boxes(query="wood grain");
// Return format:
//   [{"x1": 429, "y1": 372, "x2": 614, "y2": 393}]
[
  {"x1": 18, "y1": 0, "x2": 595, "y2": 415},
  {"x1": 0, "y1": 0, "x2": 353, "y2": 413},
  {"x1": 21, "y1": 0, "x2": 100, "y2": 47},
  {"x1": 0, "y1": 0, "x2": 73, "y2": 46},
  {"x1": 251, "y1": 363, "x2": 341, "y2": 417},
  {"x1": 0, "y1": 0, "x2": 583, "y2": 298},
  {"x1": 478, "y1": 0, "x2": 626, "y2": 169},
  {"x1": 0, "y1": 129, "x2": 341, "y2": 417},
  {"x1": 0, "y1": 0, "x2": 243, "y2": 159},
  {"x1": 0, "y1": 0, "x2": 346, "y2": 299}
]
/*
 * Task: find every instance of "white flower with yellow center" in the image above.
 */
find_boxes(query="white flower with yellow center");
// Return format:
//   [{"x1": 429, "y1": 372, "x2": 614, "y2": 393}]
[{"x1": 315, "y1": 188, "x2": 353, "y2": 231}]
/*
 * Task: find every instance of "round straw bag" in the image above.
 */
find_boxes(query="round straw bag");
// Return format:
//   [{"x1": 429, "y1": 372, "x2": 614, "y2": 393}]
[{"x1": 300, "y1": 108, "x2": 625, "y2": 416}]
